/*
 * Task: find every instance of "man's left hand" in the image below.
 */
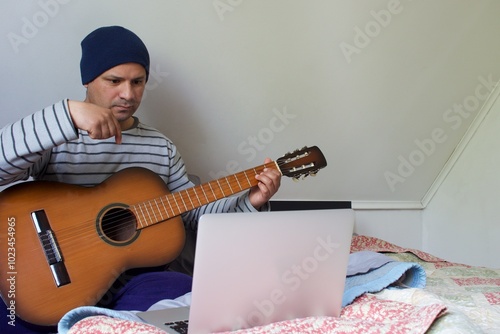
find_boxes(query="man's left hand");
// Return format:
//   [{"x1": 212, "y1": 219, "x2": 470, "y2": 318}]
[{"x1": 249, "y1": 158, "x2": 282, "y2": 210}]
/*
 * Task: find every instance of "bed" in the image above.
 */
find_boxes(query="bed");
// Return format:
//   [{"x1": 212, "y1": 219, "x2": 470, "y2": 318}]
[{"x1": 60, "y1": 235, "x2": 500, "y2": 333}]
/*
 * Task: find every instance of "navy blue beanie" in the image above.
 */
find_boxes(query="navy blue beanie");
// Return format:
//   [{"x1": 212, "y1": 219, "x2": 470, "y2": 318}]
[{"x1": 80, "y1": 26, "x2": 150, "y2": 85}]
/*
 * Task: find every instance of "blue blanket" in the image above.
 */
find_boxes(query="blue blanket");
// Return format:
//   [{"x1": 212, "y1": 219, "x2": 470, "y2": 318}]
[{"x1": 342, "y1": 251, "x2": 426, "y2": 307}]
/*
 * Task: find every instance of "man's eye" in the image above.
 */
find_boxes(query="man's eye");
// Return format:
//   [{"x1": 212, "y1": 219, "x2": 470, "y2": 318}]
[{"x1": 105, "y1": 78, "x2": 120, "y2": 84}]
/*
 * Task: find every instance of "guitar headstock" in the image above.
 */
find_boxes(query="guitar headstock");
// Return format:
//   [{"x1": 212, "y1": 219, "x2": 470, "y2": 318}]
[{"x1": 276, "y1": 146, "x2": 327, "y2": 180}]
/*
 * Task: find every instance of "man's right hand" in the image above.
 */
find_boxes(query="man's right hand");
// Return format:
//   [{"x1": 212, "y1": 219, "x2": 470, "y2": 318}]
[{"x1": 67, "y1": 100, "x2": 122, "y2": 144}]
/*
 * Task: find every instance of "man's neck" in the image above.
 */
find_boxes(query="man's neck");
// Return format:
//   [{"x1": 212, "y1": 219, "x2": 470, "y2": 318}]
[{"x1": 120, "y1": 117, "x2": 136, "y2": 131}]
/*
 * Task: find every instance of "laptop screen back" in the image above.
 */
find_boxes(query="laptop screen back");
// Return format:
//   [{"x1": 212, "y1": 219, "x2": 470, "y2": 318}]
[{"x1": 188, "y1": 209, "x2": 354, "y2": 333}]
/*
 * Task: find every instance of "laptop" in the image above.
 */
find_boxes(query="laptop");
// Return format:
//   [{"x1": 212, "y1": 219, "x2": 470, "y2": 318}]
[{"x1": 138, "y1": 209, "x2": 354, "y2": 333}]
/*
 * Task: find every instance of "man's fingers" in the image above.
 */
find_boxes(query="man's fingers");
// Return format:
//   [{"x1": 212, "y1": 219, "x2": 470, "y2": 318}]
[
  {"x1": 115, "y1": 130, "x2": 122, "y2": 144},
  {"x1": 111, "y1": 117, "x2": 122, "y2": 144},
  {"x1": 68, "y1": 100, "x2": 122, "y2": 143}
]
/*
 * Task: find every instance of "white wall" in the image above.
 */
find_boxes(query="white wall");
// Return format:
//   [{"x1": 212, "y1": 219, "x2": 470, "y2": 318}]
[
  {"x1": 358, "y1": 82, "x2": 500, "y2": 268},
  {"x1": 1, "y1": 1, "x2": 500, "y2": 267},
  {"x1": 1, "y1": 1, "x2": 499, "y2": 204},
  {"x1": 422, "y1": 83, "x2": 500, "y2": 268},
  {"x1": 351, "y1": 84, "x2": 500, "y2": 268},
  {"x1": 354, "y1": 209, "x2": 422, "y2": 250}
]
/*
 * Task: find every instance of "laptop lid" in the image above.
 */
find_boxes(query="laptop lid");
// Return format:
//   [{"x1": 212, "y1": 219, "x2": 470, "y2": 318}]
[{"x1": 188, "y1": 209, "x2": 354, "y2": 333}]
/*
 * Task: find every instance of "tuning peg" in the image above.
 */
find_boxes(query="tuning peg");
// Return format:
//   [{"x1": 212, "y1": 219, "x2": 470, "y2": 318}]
[{"x1": 292, "y1": 176, "x2": 300, "y2": 182}]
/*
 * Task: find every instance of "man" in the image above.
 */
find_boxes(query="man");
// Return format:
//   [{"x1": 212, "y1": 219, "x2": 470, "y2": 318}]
[{"x1": 0, "y1": 26, "x2": 281, "y2": 333}]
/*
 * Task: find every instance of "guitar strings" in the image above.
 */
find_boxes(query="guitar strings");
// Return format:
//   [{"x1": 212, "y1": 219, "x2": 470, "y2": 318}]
[
  {"x1": 21, "y1": 162, "x2": 287, "y2": 257},
  {"x1": 22, "y1": 160, "x2": 302, "y2": 258}
]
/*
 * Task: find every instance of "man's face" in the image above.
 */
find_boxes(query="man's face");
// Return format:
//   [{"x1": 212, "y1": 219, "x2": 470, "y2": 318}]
[{"x1": 84, "y1": 62, "x2": 147, "y2": 125}]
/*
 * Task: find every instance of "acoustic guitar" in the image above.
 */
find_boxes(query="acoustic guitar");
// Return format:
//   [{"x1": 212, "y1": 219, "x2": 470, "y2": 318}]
[{"x1": 0, "y1": 146, "x2": 326, "y2": 326}]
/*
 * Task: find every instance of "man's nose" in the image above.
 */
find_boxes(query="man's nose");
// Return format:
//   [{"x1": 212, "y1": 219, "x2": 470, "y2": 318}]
[{"x1": 119, "y1": 82, "x2": 134, "y2": 100}]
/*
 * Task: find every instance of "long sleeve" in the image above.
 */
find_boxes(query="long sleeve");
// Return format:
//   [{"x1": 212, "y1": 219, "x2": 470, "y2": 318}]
[
  {"x1": 0, "y1": 99, "x2": 269, "y2": 230},
  {"x1": 180, "y1": 191, "x2": 269, "y2": 230},
  {"x1": 0, "y1": 100, "x2": 77, "y2": 185}
]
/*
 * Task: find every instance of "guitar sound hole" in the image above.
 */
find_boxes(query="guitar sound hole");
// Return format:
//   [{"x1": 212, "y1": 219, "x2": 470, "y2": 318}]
[{"x1": 100, "y1": 208, "x2": 137, "y2": 243}]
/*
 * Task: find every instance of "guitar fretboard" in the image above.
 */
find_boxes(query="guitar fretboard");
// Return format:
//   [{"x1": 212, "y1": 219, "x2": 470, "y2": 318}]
[{"x1": 131, "y1": 162, "x2": 279, "y2": 228}]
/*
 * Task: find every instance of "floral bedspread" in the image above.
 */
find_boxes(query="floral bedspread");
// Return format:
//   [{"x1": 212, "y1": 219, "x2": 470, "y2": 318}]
[
  {"x1": 67, "y1": 235, "x2": 500, "y2": 333},
  {"x1": 352, "y1": 235, "x2": 500, "y2": 333},
  {"x1": 68, "y1": 293, "x2": 446, "y2": 334}
]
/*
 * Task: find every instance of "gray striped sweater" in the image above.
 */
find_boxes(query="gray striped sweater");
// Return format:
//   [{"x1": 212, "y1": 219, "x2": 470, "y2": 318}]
[{"x1": 0, "y1": 100, "x2": 262, "y2": 229}]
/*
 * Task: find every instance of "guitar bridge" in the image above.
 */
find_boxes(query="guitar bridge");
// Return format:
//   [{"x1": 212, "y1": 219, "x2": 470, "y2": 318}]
[{"x1": 31, "y1": 210, "x2": 70, "y2": 287}]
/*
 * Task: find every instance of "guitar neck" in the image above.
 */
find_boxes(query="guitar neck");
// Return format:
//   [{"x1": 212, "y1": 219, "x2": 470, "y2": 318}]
[{"x1": 131, "y1": 161, "x2": 279, "y2": 229}]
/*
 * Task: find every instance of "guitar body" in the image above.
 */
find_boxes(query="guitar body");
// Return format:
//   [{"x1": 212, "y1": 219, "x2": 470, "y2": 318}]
[
  {"x1": 0, "y1": 146, "x2": 327, "y2": 326},
  {"x1": 0, "y1": 168, "x2": 185, "y2": 325}
]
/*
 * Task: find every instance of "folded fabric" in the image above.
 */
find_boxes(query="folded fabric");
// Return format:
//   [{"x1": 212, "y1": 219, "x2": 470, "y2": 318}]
[
  {"x1": 57, "y1": 306, "x2": 142, "y2": 334},
  {"x1": 347, "y1": 250, "x2": 395, "y2": 276},
  {"x1": 342, "y1": 251, "x2": 427, "y2": 307},
  {"x1": 67, "y1": 315, "x2": 168, "y2": 334},
  {"x1": 58, "y1": 292, "x2": 192, "y2": 334}
]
